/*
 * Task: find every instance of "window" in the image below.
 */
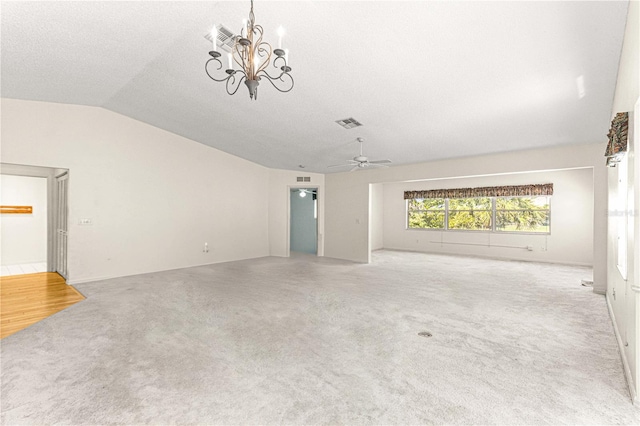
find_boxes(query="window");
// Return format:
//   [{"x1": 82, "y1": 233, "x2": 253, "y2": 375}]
[
  {"x1": 448, "y1": 197, "x2": 492, "y2": 231},
  {"x1": 407, "y1": 195, "x2": 551, "y2": 234},
  {"x1": 495, "y1": 196, "x2": 550, "y2": 233},
  {"x1": 407, "y1": 198, "x2": 445, "y2": 229}
]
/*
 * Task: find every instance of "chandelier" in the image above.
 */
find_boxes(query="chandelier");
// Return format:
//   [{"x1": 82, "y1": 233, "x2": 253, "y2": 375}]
[{"x1": 205, "y1": 0, "x2": 294, "y2": 100}]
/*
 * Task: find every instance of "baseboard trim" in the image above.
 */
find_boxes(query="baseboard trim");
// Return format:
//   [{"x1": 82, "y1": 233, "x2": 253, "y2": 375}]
[
  {"x1": 605, "y1": 293, "x2": 638, "y2": 405},
  {"x1": 382, "y1": 247, "x2": 593, "y2": 267},
  {"x1": 66, "y1": 256, "x2": 271, "y2": 285}
]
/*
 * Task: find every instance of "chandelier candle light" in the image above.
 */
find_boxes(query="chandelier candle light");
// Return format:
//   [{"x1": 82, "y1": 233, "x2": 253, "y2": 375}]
[{"x1": 206, "y1": 0, "x2": 293, "y2": 100}]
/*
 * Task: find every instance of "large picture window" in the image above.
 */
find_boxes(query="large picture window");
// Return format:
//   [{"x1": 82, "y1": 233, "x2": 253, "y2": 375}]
[{"x1": 405, "y1": 184, "x2": 552, "y2": 234}]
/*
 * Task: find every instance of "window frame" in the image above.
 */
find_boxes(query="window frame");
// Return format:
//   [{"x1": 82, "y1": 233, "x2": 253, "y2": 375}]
[
  {"x1": 406, "y1": 198, "x2": 447, "y2": 230},
  {"x1": 616, "y1": 155, "x2": 628, "y2": 279},
  {"x1": 446, "y1": 197, "x2": 493, "y2": 232},
  {"x1": 407, "y1": 195, "x2": 551, "y2": 235}
]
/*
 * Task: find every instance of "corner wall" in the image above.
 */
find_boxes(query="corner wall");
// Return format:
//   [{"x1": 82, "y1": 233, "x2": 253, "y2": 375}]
[{"x1": 1, "y1": 99, "x2": 271, "y2": 284}]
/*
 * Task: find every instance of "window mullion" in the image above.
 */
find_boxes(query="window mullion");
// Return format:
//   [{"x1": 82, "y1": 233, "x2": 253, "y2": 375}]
[
  {"x1": 445, "y1": 198, "x2": 449, "y2": 230},
  {"x1": 406, "y1": 199, "x2": 409, "y2": 229},
  {"x1": 491, "y1": 197, "x2": 496, "y2": 232}
]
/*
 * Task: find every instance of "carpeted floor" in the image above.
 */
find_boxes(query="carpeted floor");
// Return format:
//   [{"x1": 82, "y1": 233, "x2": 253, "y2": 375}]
[{"x1": 1, "y1": 251, "x2": 638, "y2": 424}]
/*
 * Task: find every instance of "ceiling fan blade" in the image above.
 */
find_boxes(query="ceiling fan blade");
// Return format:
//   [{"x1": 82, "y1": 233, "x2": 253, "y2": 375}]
[
  {"x1": 369, "y1": 159, "x2": 392, "y2": 164},
  {"x1": 349, "y1": 165, "x2": 360, "y2": 172},
  {"x1": 328, "y1": 160, "x2": 359, "y2": 168},
  {"x1": 367, "y1": 163, "x2": 389, "y2": 168}
]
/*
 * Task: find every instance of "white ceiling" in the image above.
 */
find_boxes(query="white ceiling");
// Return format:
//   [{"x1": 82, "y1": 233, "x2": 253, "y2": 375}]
[{"x1": 1, "y1": 1, "x2": 629, "y2": 174}]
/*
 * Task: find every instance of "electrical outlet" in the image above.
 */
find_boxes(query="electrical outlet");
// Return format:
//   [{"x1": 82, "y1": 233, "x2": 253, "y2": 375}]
[{"x1": 203, "y1": 242, "x2": 209, "y2": 253}]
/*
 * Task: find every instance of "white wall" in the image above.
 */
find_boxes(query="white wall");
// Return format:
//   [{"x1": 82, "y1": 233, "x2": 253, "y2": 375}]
[
  {"x1": 369, "y1": 184, "x2": 384, "y2": 251},
  {"x1": 268, "y1": 169, "x2": 324, "y2": 257},
  {"x1": 0, "y1": 175, "x2": 48, "y2": 265},
  {"x1": 606, "y1": 0, "x2": 639, "y2": 405},
  {"x1": 324, "y1": 143, "x2": 607, "y2": 291},
  {"x1": 383, "y1": 168, "x2": 593, "y2": 266},
  {"x1": 1, "y1": 99, "x2": 271, "y2": 284}
]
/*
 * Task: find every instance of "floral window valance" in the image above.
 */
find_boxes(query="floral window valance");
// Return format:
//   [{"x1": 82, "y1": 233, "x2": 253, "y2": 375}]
[
  {"x1": 605, "y1": 112, "x2": 629, "y2": 167},
  {"x1": 404, "y1": 183, "x2": 554, "y2": 200}
]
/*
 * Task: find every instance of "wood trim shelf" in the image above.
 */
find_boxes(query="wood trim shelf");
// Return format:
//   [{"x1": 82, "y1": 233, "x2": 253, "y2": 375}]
[{"x1": 1, "y1": 205, "x2": 33, "y2": 214}]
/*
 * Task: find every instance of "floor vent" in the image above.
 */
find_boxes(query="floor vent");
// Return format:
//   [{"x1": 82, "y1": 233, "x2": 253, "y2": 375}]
[
  {"x1": 418, "y1": 331, "x2": 433, "y2": 338},
  {"x1": 296, "y1": 177, "x2": 311, "y2": 182},
  {"x1": 335, "y1": 117, "x2": 363, "y2": 129}
]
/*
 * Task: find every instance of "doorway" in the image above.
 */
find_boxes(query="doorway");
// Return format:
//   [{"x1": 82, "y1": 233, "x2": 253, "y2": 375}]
[
  {"x1": 0, "y1": 163, "x2": 69, "y2": 278},
  {"x1": 290, "y1": 188, "x2": 318, "y2": 255}
]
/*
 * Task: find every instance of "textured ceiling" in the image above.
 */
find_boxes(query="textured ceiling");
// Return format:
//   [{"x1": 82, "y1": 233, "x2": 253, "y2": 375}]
[{"x1": 1, "y1": 1, "x2": 629, "y2": 173}]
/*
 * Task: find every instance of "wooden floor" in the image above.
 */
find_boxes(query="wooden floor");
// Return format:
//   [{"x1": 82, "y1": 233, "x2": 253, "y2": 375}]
[{"x1": 1, "y1": 272, "x2": 84, "y2": 339}]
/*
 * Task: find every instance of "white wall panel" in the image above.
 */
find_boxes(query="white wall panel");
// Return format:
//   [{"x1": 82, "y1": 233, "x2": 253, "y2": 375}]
[
  {"x1": 1, "y1": 99, "x2": 270, "y2": 283},
  {"x1": 0, "y1": 175, "x2": 47, "y2": 265}
]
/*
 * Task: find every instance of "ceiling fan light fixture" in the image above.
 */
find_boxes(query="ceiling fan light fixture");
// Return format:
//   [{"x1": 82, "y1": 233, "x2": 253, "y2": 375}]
[{"x1": 327, "y1": 137, "x2": 392, "y2": 171}]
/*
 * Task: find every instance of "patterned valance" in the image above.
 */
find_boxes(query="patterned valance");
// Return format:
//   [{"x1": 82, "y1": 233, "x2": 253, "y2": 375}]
[
  {"x1": 605, "y1": 112, "x2": 629, "y2": 167},
  {"x1": 404, "y1": 183, "x2": 554, "y2": 200}
]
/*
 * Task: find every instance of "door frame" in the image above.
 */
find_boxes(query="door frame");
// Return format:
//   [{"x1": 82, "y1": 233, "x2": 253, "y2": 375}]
[
  {"x1": 1, "y1": 163, "x2": 69, "y2": 278},
  {"x1": 55, "y1": 171, "x2": 69, "y2": 279},
  {"x1": 286, "y1": 185, "x2": 320, "y2": 257}
]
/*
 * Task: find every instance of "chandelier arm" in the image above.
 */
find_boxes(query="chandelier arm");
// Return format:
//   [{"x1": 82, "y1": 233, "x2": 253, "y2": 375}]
[
  {"x1": 233, "y1": 40, "x2": 247, "y2": 72},
  {"x1": 271, "y1": 55, "x2": 292, "y2": 75},
  {"x1": 272, "y1": 55, "x2": 287, "y2": 68},
  {"x1": 225, "y1": 71, "x2": 247, "y2": 96},
  {"x1": 258, "y1": 70, "x2": 294, "y2": 93},
  {"x1": 254, "y1": 24, "x2": 264, "y2": 46},
  {"x1": 205, "y1": 58, "x2": 233, "y2": 83},
  {"x1": 255, "y1": 44, "x2": 272, "y2": 75},
  {"x1": 253, "y1": 25, "x2": 272, "y2": 75}
]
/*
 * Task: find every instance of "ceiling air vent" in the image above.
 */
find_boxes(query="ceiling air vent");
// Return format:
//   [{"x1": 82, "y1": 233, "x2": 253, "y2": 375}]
[
  {"x1": 335, "y1": 117, "x2": 363, "y2": 129},
  {"x1": 296, "y1": 177, "x2": 311, "y2": 182},
  {"x1": 204, "y1": 24, "x2": 237, "y2": 53}
]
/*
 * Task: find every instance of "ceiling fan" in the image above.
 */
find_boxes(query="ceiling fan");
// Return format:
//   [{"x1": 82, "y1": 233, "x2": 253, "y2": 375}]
[{"x1": 328, "y1": 137, "x2": 392, "y2": 171}]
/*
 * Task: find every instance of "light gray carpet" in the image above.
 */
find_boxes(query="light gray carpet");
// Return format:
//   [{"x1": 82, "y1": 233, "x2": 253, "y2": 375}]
[{"x1": 1, "y1": 251, "x2": 638, "y2": 424}]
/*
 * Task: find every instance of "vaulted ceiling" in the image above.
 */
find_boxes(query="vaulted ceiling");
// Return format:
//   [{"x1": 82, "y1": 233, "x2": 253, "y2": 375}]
[{"x1": 1, "y1": 1, "x2": 629, "y2": 173}]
